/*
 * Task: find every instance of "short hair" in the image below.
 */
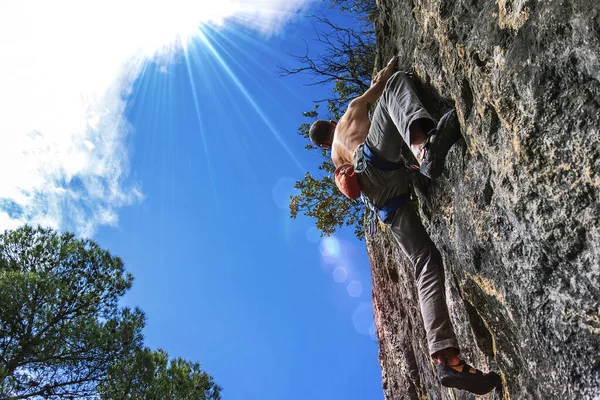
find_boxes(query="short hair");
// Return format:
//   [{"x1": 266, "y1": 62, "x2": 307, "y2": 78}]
[{"x1": 309, "y1": 120, "x2": 332, "y2": 146}]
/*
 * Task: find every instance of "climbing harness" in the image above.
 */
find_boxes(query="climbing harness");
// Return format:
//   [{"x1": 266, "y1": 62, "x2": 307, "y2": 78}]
[{"x1": 354, "y1": 143, "x2": 412, "y2": 237}]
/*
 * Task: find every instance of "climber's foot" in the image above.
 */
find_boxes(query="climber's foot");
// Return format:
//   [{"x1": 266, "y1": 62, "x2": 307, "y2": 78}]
[
  {"x1": 438, "y1": 360, "x2": 501, "y2": 395},
  {"x1": 419, "y1": 110, "x2": 461, "y2": 180}
]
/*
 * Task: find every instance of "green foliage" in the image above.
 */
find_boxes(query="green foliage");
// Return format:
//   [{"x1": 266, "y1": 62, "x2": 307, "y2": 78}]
[
  {"x1": 0, "y1": 225, "x2": 143, "y2": 399},
  {"x1": 286, "y1": 2, "x2": 377, "y2": 240},
  {"x1": 0, "y1": 225, "x2": 221, "y2": 400},
  {"x1": 99, "y1": 349, "x2": 222, "y2": 400},
  {"x1": 290, "y1": 171, "x2": 365, "y2": 240}
]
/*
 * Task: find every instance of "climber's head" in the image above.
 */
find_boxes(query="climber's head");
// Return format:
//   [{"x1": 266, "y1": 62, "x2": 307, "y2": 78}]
[{"x1": 309, "y1": 120, "x2": 337, "y2": 149}]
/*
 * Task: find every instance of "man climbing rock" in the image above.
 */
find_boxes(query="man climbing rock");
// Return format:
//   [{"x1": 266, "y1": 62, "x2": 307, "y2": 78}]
[{"x1": 308, "y1": 55, "x2": 501, "y2": 395}]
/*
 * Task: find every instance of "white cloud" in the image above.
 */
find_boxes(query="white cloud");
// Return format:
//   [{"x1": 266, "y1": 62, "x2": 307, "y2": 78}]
[
  {"x1": 0, "y1": 0, "x2": 312, "y2": 237},
  {"x1": 225, "y1": 0, "x2": 316, "y2": 36}
]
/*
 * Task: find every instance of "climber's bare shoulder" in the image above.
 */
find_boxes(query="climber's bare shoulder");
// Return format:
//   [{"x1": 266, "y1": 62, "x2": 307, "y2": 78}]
[
  {"x1": 331, "y1": 149, "x2": 345, "y2": 169},
  {"x1": 330, "y1": 99, "x2": 371, "y2": 169}
]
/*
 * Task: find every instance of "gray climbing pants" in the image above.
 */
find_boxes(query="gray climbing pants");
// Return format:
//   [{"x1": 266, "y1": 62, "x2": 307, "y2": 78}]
[{"x1": 358, "y1": 71, "x2": 460, "y2": 356}]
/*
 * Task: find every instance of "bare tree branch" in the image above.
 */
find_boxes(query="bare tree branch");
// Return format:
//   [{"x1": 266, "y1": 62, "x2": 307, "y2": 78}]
[{"x1": 278, "y1": 12, "x2": 375, "y2": 106}]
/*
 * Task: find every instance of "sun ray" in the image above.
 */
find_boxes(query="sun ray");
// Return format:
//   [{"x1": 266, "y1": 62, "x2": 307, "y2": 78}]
[
  {"x1": 204, "y1": 24, "x2": 323, "y2": 112},
  {"x1": 200, "y1": 26, "x2": 294, "y2": 105},
  {"x1": 182, "y1": 47, "x2": 220, "y2": 208},
  {"x1": 204, "y1": 23, "x2": 290, "y2": 68},
  {"x1": 196, "y1": 28, "x2": 306, "y2": 173}
]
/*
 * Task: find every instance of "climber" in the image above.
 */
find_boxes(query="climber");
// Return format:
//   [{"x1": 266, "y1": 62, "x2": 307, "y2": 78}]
[{"x1": 308, "y1": 55, "x2": 501, "y2": 395}]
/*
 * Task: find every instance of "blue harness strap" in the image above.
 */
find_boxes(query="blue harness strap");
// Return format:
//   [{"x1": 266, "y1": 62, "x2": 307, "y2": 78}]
[
  {"x1": 378, "y1": 194, "x2": 410, "y2": 223},
  {"x1": 362, "y1": 143, "x2": 404, "y2": 171},
  {"x1": 362, "y1": 193, "x2": 410, "y2": 224},
  {"x1": 359, "y1": 144, "x2": 411, "y2": 236}
]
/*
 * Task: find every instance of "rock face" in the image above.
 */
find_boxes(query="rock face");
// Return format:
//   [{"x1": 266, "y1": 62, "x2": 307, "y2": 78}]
[{"x1": 369, "y1": 0, "x2": 600, "y2": 398}]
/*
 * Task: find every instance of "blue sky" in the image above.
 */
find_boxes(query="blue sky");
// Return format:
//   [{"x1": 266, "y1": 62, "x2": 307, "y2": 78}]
[{"x1": 1, "y1": 1, "x2": 383, "y2": 399}]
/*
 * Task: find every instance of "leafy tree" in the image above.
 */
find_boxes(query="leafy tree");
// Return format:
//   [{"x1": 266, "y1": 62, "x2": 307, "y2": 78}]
[
  {"x1": 0, "y1": 226, "x2": 222, "y2": 400},
  {"x1": 99, "y1": 348, "x2": 222, "y2": 400},
  {"x1": 0, "y1": 225, "x2": 144, "y2": 399},
  {"x1": 284, "y1": 2, "x2": 378, "y2": 239}
]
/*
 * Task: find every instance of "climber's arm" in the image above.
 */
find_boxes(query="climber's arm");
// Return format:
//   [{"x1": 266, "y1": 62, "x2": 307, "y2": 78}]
[{"x1": 356, "y1": 55, "x2": 398, "y2": 107}]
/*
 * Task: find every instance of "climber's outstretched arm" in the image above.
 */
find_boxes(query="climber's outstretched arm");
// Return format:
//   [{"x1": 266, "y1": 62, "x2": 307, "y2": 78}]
[{"x1": 356, "y1": 55, "x2": 398, "y2": 107}]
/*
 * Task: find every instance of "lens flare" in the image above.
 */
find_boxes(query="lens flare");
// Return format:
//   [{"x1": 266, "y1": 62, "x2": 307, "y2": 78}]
[
  {"x1": 352, "y1": 302, "x2": 375, "y2": 336},
  {"x1": 320, "y1": 236, "x2": 341, "y2": 264},
  {"x1": 333, "y1": 266, "x2": 348, "y2": 283},
  {"x1": 369, "y1": 324, "x2": 378, "y2": 341},
  {"x1": 346, "y1": 280, "x2": 362, "y2": 297}
]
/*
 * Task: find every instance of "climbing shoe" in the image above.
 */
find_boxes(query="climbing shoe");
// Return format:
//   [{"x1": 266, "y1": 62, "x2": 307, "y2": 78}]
[
  {"x1": 438, "y1": 360, "x2": 502, "y2": 395},
  {"x1": 419, "y1": 109, "x2": 461, "y2": 179}
]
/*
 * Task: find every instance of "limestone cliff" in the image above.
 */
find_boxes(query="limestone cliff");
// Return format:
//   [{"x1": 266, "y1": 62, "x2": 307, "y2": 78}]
[{"x1": 368, "y1": 0, "x2": 600, "y2": 398}]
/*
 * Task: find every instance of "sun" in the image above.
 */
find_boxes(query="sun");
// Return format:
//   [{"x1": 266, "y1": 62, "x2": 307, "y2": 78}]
[{"x1": 127, "y1": 0, "x2": 241, "y2": 56}]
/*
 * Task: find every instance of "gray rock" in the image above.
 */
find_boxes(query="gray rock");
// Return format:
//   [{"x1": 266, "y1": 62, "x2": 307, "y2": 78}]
[{"x1": 369, "y1": 0, "x2": 600, "y2": 398}]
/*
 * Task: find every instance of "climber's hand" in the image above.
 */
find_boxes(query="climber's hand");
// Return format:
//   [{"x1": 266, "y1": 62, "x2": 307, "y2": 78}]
[
  {"x1": 387, "y1": 55, "x2": 398, "y2": 68},
  {"x1": 371, "y1": 56, "x2": 398, "y2": 87}
]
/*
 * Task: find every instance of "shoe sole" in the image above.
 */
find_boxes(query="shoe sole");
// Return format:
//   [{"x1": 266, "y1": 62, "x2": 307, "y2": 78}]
[
  {"x1": 440, "y1": 376, "x2": 499, "y2": 395},
  {"x1": 439, "y1": 369, "x2": 501, "y2": 395}
]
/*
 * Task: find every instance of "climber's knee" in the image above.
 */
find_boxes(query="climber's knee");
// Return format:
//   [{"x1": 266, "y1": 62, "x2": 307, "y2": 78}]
[{"x1": 387, "y1": 71, "x2": 409, "y2": 88}]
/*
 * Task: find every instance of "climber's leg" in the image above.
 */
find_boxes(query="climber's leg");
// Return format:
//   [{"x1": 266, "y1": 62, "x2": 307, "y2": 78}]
[
  {"x1": 388, "y1": 200, "x2": 502, "y2": 395},
  {"x1": 370, "y1": 71, "x2": 462, "y2": 178},
  {"x1": 379, "y1": 71, "x2": 435, "y2": 146},
  {"x1": 387, "y1": 200, "x2": 459, "y2": 356},
  {"x1": 367, "y1": 72, "x2": 434, "y2": 165}
]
